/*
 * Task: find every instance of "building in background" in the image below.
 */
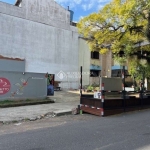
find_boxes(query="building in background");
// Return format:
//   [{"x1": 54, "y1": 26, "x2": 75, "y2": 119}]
[
  {"x1": 78, "y1": 37, "x2": 129, "y2": 87},
  {"x1": 0, "y1": 0, "x2": 79, "y2": 91},
  {"x1": 1, "y1": 0, "x2": 148, "y2": 93}
]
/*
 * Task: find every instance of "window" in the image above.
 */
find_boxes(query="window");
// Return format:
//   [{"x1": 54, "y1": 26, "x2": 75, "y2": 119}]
[
  {"x1": 90, "y1": 70, "x2": 100, "y2": 77},
  {"x1": 15, "y1": 0, "x2": 22, "y2": 7},
  {"x1": 91, "y1": 51, "x2": 99, "y2": 59},
  {"x1": 111, "y1": 70, "x2": 128, "y2": 77},
  {"x1": 111, "y1": 70, "x2": 121, "y2": 77}
]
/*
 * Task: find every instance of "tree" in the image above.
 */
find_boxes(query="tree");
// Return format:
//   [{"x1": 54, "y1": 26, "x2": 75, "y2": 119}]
[{"x1": 77, "y1": 0, "x2": 150, "y2": 79}]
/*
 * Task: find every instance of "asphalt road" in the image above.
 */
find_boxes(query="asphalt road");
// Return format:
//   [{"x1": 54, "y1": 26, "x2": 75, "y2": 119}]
[{"x1": 0, "y1": 110, "x2": 150, "y2": 150}]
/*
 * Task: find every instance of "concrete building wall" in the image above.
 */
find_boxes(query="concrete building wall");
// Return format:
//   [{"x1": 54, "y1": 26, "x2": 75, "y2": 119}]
[
  {"x1": 0, "y1": 71, "x2": 47, "y2": 100},
  {"x1": 78, "y1": 38, "x2": 91, "y2": 86},
  {"x1": 0, "y1": 0, "x2": 70, "y2": 30},
  {"x1": 105, "y1": 50, "x2": 112, "y2": 77},
  {"x1": 89, "y1": 77, "x2": 100, "y2": 85},
  {"x1": 0, "y1": 59, "x2": 25, "y2": 72},
  {"x1": 0, "y1": 0, "x2": 79, "y2": 89},
  {"x1": 101, "y1": 54, "x2": 107, "y2": 77},
  {"x1": 101, "y1": 50, "x2": 112, "y2": 77}
]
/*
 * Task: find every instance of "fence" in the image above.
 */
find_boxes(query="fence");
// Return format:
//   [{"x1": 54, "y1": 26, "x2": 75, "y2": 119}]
[
  {"x1": 80, "y1": 84, "x2": 150, "y2": 117},
  {"x1": 79, "y1": 66, "x2": 150, "y2": 117}
]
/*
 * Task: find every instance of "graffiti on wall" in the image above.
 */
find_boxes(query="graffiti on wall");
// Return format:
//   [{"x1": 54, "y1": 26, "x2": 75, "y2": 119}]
[
  {"x1": 0, "y1": 78, "x2": 11, "y2": 95},
  {"x1": 11, "y1": 77, "x2": 31, "y2": 97}
]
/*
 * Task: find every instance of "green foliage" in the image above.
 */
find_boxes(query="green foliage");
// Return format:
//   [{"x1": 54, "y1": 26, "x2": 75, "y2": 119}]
[
  {"x1": 91, "y1": 83, "x2": 99, "y2": 87},
  {"x1": 128, "y1": 56, "x2": 150, "y2": 83},
  {"x1": 134, "y1": 86, "x2": 140, "y2": 92},
  {"x1": 146, "y1": 12, "x2": 150, "y2": 42},
  {"x1": 87, "y1": 85, "x2": 94, "y2": 91},
  {"x1": 100, "y1": 48, "x2": 108, "y2": 54},
  {"x1": 0, "y1": 100, "x2": 13, "y2": 104},
  {"x1": 86, "y1": 84, "x2": 100, "y2": 92},
  {"x1": 77, "y1": 0, "x2": 150, "y2": 79}
]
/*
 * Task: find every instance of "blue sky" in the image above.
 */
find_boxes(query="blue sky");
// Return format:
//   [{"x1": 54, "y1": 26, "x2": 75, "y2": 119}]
[{"x1": 0, "y1": 0, "x2": 111, "y2": 22}]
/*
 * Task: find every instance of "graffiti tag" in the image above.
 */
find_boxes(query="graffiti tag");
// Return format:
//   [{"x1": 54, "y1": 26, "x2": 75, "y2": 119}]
[{"x1": 0, "y1": 78, "x2": 11, "y2": 95}]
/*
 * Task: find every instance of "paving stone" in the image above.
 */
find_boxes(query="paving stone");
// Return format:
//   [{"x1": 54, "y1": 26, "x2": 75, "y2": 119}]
[{"x1": 0, "y1": 91, "x2": 79, "y2": 123}]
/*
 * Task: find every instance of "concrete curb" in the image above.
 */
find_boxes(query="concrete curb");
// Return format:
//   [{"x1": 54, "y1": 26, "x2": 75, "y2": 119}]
[
  {"x1": 1, "y1": 109, "x2": 74, "y2": 125},
  {"x1": 0, "y1": 99, "x2": 55, "y2": 108},
  {"x1": 53, "y1": 110, "x2": 72, "y2": 116}
]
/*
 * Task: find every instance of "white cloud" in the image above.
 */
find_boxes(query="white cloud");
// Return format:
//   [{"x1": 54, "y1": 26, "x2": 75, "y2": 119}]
[
  {"x1": 81, "y1": 2, "x2": 94, "y2": 11},
  {"x1": 81, "y1": 0, "x2": 95, "y2": 11},
  {"x1": 74, "y1": 0, "x2": 82, "y2": 4},
  {"x1": 55, "y1": 0, "x2": 111, "y2": 11},
  {"x1": 81, "y1": 0, "x2": 111, "y2": 11},
  {"x1": 55, "y1": 0, "x2": 82, "y2": 9},
  {"x1": 82, "y1": 4, "x2": 87, "y2": 11},
  {"x1": 88, "y1": 2, "x2": 94, "y2": 10},
  {"x1": 97, "y1": 4, "x2": 104, "y2": 11},
  {"x1": 55, "y1": 0, "x2": 70, "y2": 3},
  {"x1": 98, "y1": 0, "x2": 111, "y2": 2},
  {"x1": 69, "y1": 2, "x2": 76, "y2": 9},
  {"x1": 79, "y1": 16, "x2": 84, "y2": 20},
  {"x1": 54, "y1": 0, "x2": 111, "y2": 21}
]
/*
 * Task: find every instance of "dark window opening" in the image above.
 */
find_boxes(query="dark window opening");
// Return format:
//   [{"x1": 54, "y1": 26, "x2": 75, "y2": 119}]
[
  {"x1": 111, "y1": 70, "x2": 121, "y2": 77},
  {"x1": 15, "y1": 0, "x2": 22, "y2": 7},
  {"x1": 111, "y1": 70, "x2": 128, "y2": 77},
  {"x1": 71, "y1": 22, "x2": 77, "y2": 26},
  {"x1": 90, "y1": 70, "x2": 100, "y2": 77},
  {"x1": 91, "y1": 51, "x2": 99, "y2": 59}
]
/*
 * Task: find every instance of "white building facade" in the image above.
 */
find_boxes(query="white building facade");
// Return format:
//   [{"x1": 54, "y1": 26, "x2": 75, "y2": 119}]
[{"x1": 0, "y1": 0, "x2": 79, "y2": 89}]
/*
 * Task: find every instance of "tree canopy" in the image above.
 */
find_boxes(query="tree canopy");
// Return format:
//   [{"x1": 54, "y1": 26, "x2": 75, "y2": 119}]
[{"x1": 77, "y1": 0, "x2": 150, "y2": 80}]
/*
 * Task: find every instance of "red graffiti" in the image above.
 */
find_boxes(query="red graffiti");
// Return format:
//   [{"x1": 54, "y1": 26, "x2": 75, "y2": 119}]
[
  {"x1": 23, "y1": 82, "x2": 28, "y2": 86},
  {"x1": 0, "y1": 78, "x2": 11, "y2": 95}
]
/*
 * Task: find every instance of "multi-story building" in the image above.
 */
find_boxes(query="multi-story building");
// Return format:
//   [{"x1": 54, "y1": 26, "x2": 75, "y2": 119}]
[
  {"x1": 79, "y1": 37, "x2": 125, "y2": 86},
  {"x1": 1, "y1": 0, "x2": 149, "y2": 91},
  {"x1": 0, "y1": 0, "x2": 79, "y2": 89},
  {"x1": 79, "y1": 37, "x2": 150, "y2": 90}
]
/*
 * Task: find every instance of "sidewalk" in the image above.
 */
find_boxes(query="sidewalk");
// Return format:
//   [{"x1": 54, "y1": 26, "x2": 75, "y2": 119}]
[{"x1": 0, "y1": 90, "x2": 80, "y2": 124}]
